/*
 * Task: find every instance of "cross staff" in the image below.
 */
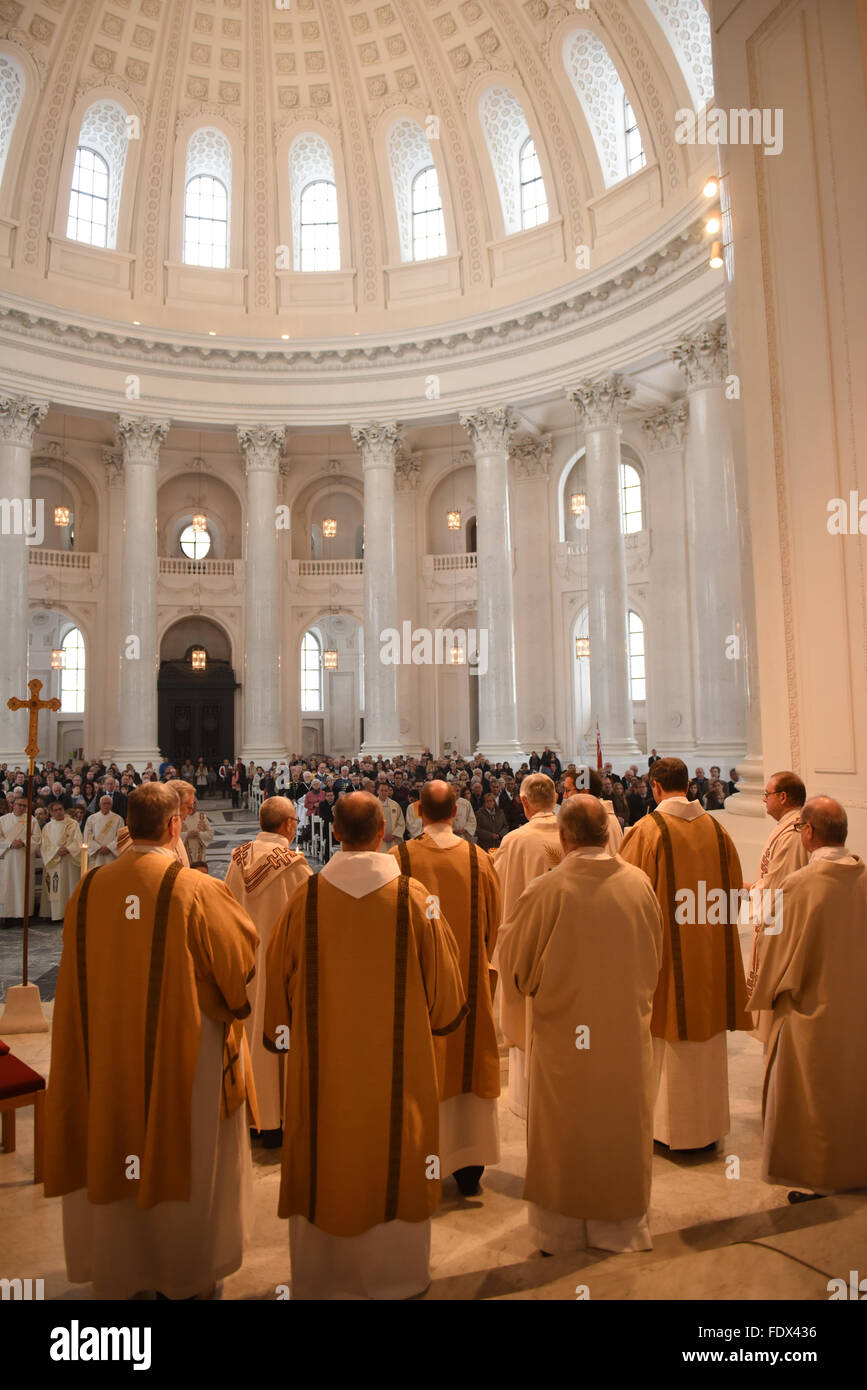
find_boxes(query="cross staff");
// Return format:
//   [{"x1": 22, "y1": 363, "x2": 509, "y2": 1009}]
[{"x1": 7, "y1": 678, "x2": 61, "y2": 986}]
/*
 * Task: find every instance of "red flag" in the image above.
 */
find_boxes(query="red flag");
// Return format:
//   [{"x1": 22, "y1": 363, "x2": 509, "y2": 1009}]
[{"x1": 596, "y1": 720, "x2": 603, "y2": 772}]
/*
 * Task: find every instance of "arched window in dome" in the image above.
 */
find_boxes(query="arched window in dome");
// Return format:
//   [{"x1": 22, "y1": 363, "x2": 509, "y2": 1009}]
[
  {"x1": 624, "y1": 97, "x2": 646, "y2": 175},
  {"x1": 301, "y1": 630, "x2": 323, "y2": 713},
  {"x1": 479, "y1": 86, "x2": 548, "y2": 236},
  {"x1": 628, "y1": 610, "x2": 646, "y2": 703},
  {"x1": 67, "y1": 101, "x2": 129, "y2": 248},
  {"x1": 519, "y1": 138, "x2": 548, "y2": 230},
  {"x1": 386, "y1": 117, "x2": 446, "y2": 263},
  {"x1": 411, "y1": 166, "x2": 446, "y2": 262},
  {"x1": 646, "y1": 0, "x2": 714, "y2": 111},
  {"x1": 0, "y1": 54, "x2": 24, "y2": 191},
  {"x1": 563, "y1": 31, "x2": 644, "y2": 187},
  {"x1": 183, "y1": 126, "x2": 231, "y2": 268},
  {"x1": 620, "y1": 462, "x2": 644, "y2": 533},
  {"x1": 289, "y1": 132, "x2": 340, "y2": 271},
  {"x1": 60, "y1": 627, "x2": 85, "y2": 714}
]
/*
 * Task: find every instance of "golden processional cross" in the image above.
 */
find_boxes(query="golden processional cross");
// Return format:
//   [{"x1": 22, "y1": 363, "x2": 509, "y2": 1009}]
[{"x1": 7, "y1": 679, "x2": 61, "y2": 986}]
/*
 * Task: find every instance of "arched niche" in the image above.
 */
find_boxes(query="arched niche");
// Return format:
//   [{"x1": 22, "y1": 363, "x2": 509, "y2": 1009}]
[
  {"x1": 158, "y1": 615, "x2": 237, "y2": 768},
  {"x1": 157, "y1": 471, "x2": 243, "y2": 559},
  {"x1": 427, "y1": 463, "x2": 476, "y2": 554},
  {"x1": 31, "y1": 458, "x2": 100, "y2": 552}
]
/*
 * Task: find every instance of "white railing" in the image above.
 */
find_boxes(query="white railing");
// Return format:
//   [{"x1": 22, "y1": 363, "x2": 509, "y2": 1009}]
[
  {"x1": 565, "y1": 529, "x2": 648, "y2": 556},
  {"x1": 296, "y1": 559, "x2": 363, "y2": 576},
  {"x1": 249, "y1": 784, "x2": 264, "y2": 817},
  {"x1": 431, "y1": 552, "x2": 478, "y2": 571},
  {"x1": 159, "y1": 557, "x2": 236, "y2": 576},
  {"x1": 28, "y1": 549, "x2": 91, "y2": 568}
]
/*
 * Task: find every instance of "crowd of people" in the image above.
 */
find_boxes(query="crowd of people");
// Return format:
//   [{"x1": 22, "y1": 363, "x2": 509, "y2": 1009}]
[{"x1": 29, "y1": 756, "x2": 865, "y2": 1301}]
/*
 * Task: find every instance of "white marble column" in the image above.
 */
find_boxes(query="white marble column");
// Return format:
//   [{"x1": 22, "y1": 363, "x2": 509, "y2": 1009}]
[
  {"x1": 672, "y1": 325, "x2": 748, "y2": 771},
  {"x1": 238, "y1": 425, "x2": 288, "y2": 764},
  {"x1": 510, "y1": 435, "x2": 561, "y2": 754},
  {"x1": 394, "y1": 450, "x2": 424, "y2": 755},
  {"x1": 351, "y1": 422, "x2": 402, "y2": 756},
  {"x1": 0, "y1": 395, "x2": 49, "y2": 766},
  {"x1": 114, "y1": 416, "x2": 169, "y2": 768},
  {"x1": 568, "y1": 377, "x2": 641, "y2": 760},
  {"x1": 459, "y1": 407, "x2": 526, "y2": 764}
]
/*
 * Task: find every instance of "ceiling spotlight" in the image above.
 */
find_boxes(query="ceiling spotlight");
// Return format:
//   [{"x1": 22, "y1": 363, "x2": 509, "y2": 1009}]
[
  {"x1": 54, "y1": 506, "x2": 71, "y2": 527},
  {"x1": 323, "y1": 649, "x2": 338, "y2": 670},
  {"x1": 322, "y1": 518, "x2": 337, "y2": 538},
  {"x1": 446, "y1": 510, "x2": 461, "y2": 531},
  {"x1": 705, "y1": 215, "x2": 721, "y2": 235},
  {"x1": 709, "y1": 241, "x2": 725, "y2": 269},
  {"x1": 132, "y1": 320, "x2": 141, "y2": 326},
  {"x1": 208, "y1": 330, "x2": 216, "y2": 336},
  {"x1": 192, "y1": 648, "x2": 207, "y2": 671},
  {"x1": 575, "y1": 637, "x2": 590, "y2": 659},
  {"x1": 281, "y1": 333, "x2": 290, "y2": 340},
  {"x1": 703, "y1": 177, "x2": 719, "y2": 198}
]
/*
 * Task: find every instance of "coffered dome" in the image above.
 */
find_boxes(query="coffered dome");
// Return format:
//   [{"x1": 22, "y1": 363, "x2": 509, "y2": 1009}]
[{"x1": 0, "y1": 0, "x2": 717, "y2": 347}]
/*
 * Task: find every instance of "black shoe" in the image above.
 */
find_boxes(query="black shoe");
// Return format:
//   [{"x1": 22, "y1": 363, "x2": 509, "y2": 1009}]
[
  {"x1": 787, "y1": 1190, "x2": 824, "y2": 1205},
  {"x1": 260, "y1": 1128, "x2": 283, "y2": 1150},
  {"x1": 453, "y1": 1165, "x2": 484, "y2": 1197},
  {"x1": 540, "y1": 1250, "x2": 553, "y2": 1258}
]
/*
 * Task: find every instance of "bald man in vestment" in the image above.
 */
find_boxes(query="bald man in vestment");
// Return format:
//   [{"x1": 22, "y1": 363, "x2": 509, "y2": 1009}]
[
  {"x1": 390, "y1": 780, "x2": 501, "y2": 1198},
  {"x1": 117, "y1": 778, "x2": 194, "y2": 866},
  {"x1": 83, "y1": 795, "x2": 124, "y2": 863},
  {"x1": 749, "y1": 797, "x2": 867, "y2": 1200},
  {"x1": 43, "y1": 782, "x2": 259, "y2": 1300},
  {"x1": 264, "y1": 792, "x2": 466, "y2": 1300},
  {"x1": 499, "y1": 797, "x2": 663, "y2": 1254},
  {"x1": 619, "y1": 757, "x2": 751, "y2": 1151},
  {"x1": 225, "y1": 796, "x2": 311, "y2": 1145},
  {"x1": 744, "y1": 771, "x2": 809, "y2": 1043},
  {"x1": 491, "y1": 773, "x2": 563, "y2": 1119}
]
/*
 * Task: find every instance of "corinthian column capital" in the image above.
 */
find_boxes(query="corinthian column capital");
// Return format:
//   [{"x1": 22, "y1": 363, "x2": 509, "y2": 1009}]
[
  {"x1": 350, "y1": 421, "x2": 403, "y2": 469},
  {"x1": 117, "y1": 415, "x2": 170, "y2": 467},
  {"x1": 0, "y1": 395, "x2": 49, "y2": 447},
  {"x1": 640, "y1": 401, "x2": 689, "y2": 452},
  {"x1": 671, "y1": 322, "x2": 728, "y2": 389},
  {"x1": 567, "y1": 375, "x2": 634, "y2": 430},
  {"x1": 459, "y1": 405, "x2": 519, "y2": 456},
  {"x1": 510, "y1": 434, "x2": 553, "y2": 479},
  {"x1": 237, "y1": 424, "x2": 285, "y2": 473}
]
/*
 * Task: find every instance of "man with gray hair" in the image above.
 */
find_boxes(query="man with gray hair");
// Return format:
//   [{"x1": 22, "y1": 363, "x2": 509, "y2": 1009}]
[
  {"x1": 491, "y1": 772, "x2": 562, "y2": 1117},
  {"x1": 225, "y1": 796, "x2": 311, "y2": 1146},
  {"x1": 498, "y1": 795, "x2": 663, "y2": 1254},
  {"x1": 750, "y1": 795, "x2": 867, "y2": 1201}
]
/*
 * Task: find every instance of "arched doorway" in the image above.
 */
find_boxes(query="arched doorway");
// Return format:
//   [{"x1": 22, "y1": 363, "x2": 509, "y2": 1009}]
[{"x1": 158, "y1": 617, "x2": 238, "y2": 768}]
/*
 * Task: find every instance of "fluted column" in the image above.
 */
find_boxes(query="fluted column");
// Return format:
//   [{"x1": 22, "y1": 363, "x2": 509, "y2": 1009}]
[
  {"x1": 459, "y1": 407, "x2": 526, "y2": 763},
  {"x1": 114, "y1": 416, "x2": 169, "y2": 768},
  {"x1": 0, "y1": 395, "x2": 49, "y2": 766},
  {"x1": 673, "y1": 325, "x2": 748, "y2": 769},
  {"x1": 568, "y1": 377, "x2": 641, "y2": 759},
  {"x1": 351, "y1": 422, "x2": 402, "y2": 755},
  {"x1": 238, "y1": 425, "x2": 288, "y2": 763}
]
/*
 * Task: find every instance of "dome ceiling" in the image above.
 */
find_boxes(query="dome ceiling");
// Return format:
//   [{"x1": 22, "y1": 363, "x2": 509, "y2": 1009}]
[{"x1": 0, "y1": 0, "x2": 717, "y2": 345}]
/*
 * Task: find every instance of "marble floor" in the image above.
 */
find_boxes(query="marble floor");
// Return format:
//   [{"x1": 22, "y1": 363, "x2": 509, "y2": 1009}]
[{"x1": 1, "y1": 815, "x2": 864, "y2": 1300}]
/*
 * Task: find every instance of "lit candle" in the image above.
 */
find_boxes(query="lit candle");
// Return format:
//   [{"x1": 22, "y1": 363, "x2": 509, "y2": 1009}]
[{"x1": 80, "y1": 843, "x2": 88, "y2": 878}]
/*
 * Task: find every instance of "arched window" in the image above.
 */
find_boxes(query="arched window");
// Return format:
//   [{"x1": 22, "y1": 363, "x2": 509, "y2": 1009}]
[
  {"x1": 301, "y1": 630, "x2": 323, "y2": 712},
  {"x1": 179, "y1": 524, "x2": 212, "y2": 560},
  {"x1": 60, "y1": 627, "x2": 85, "y2": 714},
  {"x1": 520, "y1": 138, "x2": 548, "y2": 229},
  {"x1": 184, "y1": 127, "x2": 232, "y2": 267},
  {"x1": 411, "y1": 166, "x2": 446, "y2": 261},
  {"x1": 628, "y1": 611, "x2": 646, "y2": 703},
  {"x1": 479, "y1": 85, "x2": 548, "y2": 236},
  {"x1": 563, "y1": 31, "x2": 644, "y2": 187},
  {"x1": 386, "y1": 117, "x2": 446, "y2": 263},
  {"x1": 300, "y1": 180, "x2": 339, "y2": 271},
  {"x1": 289, "y1": 132, "x2": 340, "y2": 271},
  {"x1": 0, "y1": 54, "x2": 24, "y2": 191},
  {"x1": 620, "y1": 462, "x2": 643, "y2": 533},
  {"x1": 67, "y1": 101, "x2": 129, "y2": 248},
  {"x1": 624, "y1": 97, "x2": 646, "y2": 175},
  {"x1": 646, "y1": 0, "x2": 714, "y2": 111}
]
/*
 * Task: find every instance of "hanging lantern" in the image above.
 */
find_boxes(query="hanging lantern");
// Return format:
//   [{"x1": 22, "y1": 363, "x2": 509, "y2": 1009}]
[
  {"x1": 191, "y1": 512, "x2": 207, "y2": 533},
  {"x1": 449, "y1": 644, "x2": 465, "y2": 666},
  {"x1": 322, "y1": 518, "x2": 337, "y2": 539},
  {"x1": 192, "y1": 648, "x2": 207, "y2": 671},
  {"x1": 51, "y1": 648, "x2": 64, "y2": 670},
  {"x1": 575, "y1": 636, "x2": 590, "y2": 659},
  {"x1": 446, "y1": 510, "x2": 461, "y2": 531},
  {"x1": 570, "y1": 493, "x2": 586, "y2": 516},
  {"x1": 323, "y1": 649, "x2": 338, "y2": 670},
  {"x1": 54, "y1": 505, "x2": 71, "y2": 527}
]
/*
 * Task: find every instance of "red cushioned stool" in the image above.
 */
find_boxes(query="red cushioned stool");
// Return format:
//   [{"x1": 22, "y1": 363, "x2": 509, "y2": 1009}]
[{"x1": 0, "y1": 1045, "x2": 46, "y2": 1183}]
